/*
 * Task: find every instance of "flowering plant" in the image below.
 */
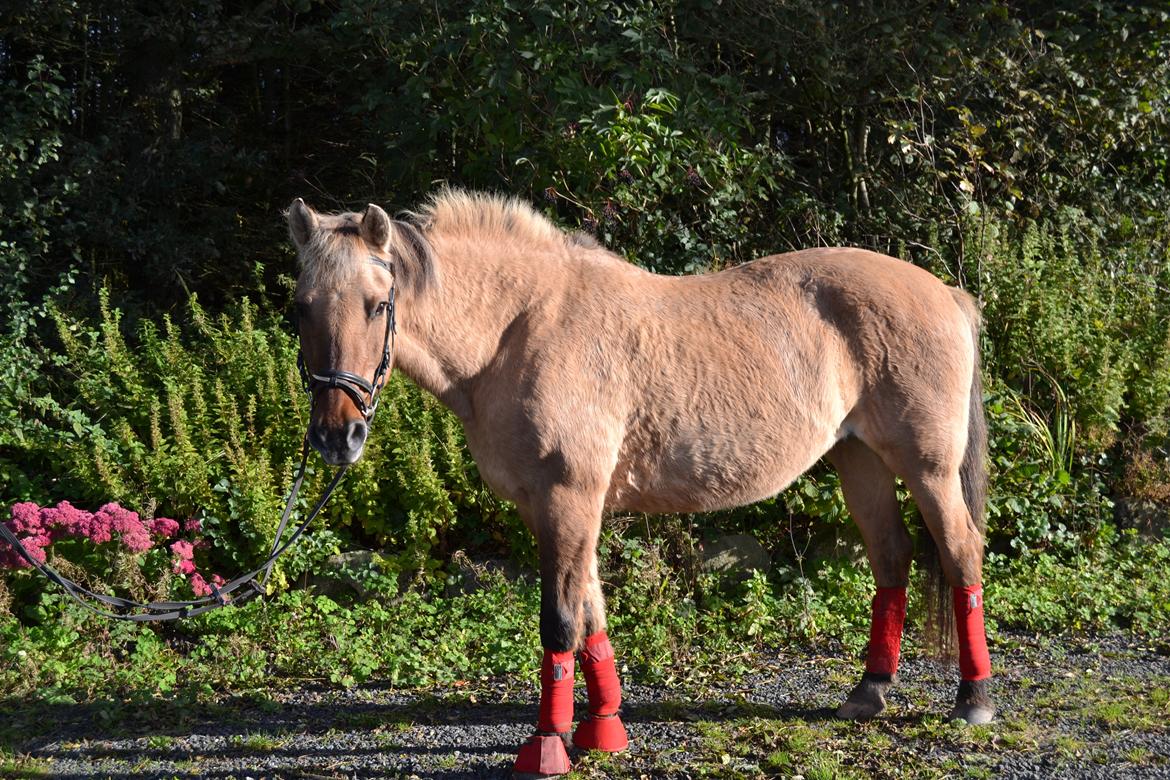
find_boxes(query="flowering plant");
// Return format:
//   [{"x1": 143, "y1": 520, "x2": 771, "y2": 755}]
[{"x1": 1, "y1": 501, "x2": 223, "y2": 597}]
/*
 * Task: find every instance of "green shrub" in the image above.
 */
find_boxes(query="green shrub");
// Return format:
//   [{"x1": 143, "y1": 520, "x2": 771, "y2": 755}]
[
  {"x1": 987, "y1": 528, "x2": 1170, "y2": 635},
  {"x1": 5, "y1": 528, "x2": 1165, "y2": 700},
  {"x1": 974, "y1": 210, "x2": 1170, "y2": 449},
  {"x1": 548, "y1": 87, "x2": 792, "y2": 274},
  {"x1": 2, "y1": 291, "x2": 519, "y2": 591},
  {"x1": 2, "y1": 0, "x2": 1170, "y2": 705},
  {"x1": 983, "y1": 381, "x2": 1113, "y2": 556}
]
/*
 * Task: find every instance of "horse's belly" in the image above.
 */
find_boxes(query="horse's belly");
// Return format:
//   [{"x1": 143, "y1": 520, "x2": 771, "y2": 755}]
[{"x1": 605, "y1": 417, "x2": 840, "y2": 514}]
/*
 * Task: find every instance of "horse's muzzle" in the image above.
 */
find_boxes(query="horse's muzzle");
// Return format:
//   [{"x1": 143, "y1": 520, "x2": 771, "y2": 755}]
[{"x1": 308, "y1": 419, "x2": 368, "y2": 465}]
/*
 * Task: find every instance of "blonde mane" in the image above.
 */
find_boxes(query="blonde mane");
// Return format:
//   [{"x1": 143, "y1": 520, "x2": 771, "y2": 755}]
[{"x1": 411, "y1": 189, "x2": 574, "y2": 250}]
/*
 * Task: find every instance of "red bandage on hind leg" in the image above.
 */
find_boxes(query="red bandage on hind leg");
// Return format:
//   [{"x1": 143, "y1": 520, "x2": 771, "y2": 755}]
[
  {"x1": 579, "y1": 631, "x2": 622, "y2": 716},
  {"x1": 537, "y1": 649, "x2": 576, "y2": 733},
  {"x1": 954, "y1": 584, "x2": 991, "y2": 681},
  {"x1": 865, "y1": 586, "x2": 908, "y2": 676}
]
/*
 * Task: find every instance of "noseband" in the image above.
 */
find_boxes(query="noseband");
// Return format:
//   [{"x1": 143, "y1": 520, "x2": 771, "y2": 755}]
[{"x1": 297, "y1": 256, "x2": 397, "y2": 422}]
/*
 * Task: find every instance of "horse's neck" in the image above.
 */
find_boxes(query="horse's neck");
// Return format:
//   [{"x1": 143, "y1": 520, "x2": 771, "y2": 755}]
[{"x1": 392, "y1": 239, "x2": 546, "y2": 422}]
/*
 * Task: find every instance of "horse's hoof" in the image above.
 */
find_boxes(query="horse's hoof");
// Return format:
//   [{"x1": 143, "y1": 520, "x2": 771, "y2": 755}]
[
  {"x1": 573, "y1": 714, "x2": 629, "y2": 752},
  {"x1": 949, "y1": 702, "x2": 996, "y2": 725},
  {"x1": 948, "y1": 678, "x2": 996, "y2": 725},
  {"x1": 513, "y1": 733, "x2": 572, "y2": 778},
  {"x1": 835, "y1": 672, "x2": 892, "y2": 721}
]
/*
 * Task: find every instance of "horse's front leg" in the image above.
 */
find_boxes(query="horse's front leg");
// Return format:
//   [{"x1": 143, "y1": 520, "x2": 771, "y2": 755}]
[{"x1": 513, "y1": 487, "x2": 628, "y2": 778}]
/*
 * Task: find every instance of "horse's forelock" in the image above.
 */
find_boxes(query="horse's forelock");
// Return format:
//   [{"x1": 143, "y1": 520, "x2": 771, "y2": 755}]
[
  {"x1": 296, "y1": 212, "x2": 437, "y2": 300},
  {"x1": 297, "y1": 216, "x2": 366, "y2": 289}
]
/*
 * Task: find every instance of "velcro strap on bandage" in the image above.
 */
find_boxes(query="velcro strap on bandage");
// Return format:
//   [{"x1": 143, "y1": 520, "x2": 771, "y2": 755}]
[
  {"x1": 538, "y1": 648, "x2": 576, "y2": 733},
  {"x1": 865, "y1": 586, "x2": 908, "y2": 676},
  {"x1": 579, "y1": 631, "x2": 622, "y2": 717},
  {"x1": 953, "y1": 584, "x2": 991, "y2": 681},
  {"x1": 580, "y1": 633, "x2": 614, "y2": 664}
]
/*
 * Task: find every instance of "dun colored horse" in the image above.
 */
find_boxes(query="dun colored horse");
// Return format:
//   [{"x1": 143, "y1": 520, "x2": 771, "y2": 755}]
[{"x1": 288, "y1": 191, "x2": 995, "y2": 777}]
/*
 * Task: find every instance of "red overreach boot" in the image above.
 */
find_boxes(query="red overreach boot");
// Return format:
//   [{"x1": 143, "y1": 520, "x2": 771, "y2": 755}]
[
  {"x1": 513, "y1": 734, "x2": 572, "y2": 777},
  {"x1": 514, "y1": 649, "x2": 575, "y2": 777},
  {"x1": 573, "y1": 631, "x2": 629, "y2": 752}
]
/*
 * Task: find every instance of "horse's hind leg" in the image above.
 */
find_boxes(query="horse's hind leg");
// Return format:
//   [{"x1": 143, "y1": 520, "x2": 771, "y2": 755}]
[
  {"x1": 513, "y1": 486, "x2": 628, "y2": 778},
  {"x1": 903, "y1": 467, "x2": 996, "y2": 725},
  {"x1": 828, "y1": 437, "x2": 913, "y2": 721}
]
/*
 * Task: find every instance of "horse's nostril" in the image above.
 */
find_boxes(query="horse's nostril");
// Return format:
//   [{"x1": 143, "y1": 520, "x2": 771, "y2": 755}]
[
  {"x1": 345, "y1": 420, "x2": 368, "y2": 450},
  {"x1": 307, "y1": 423, "x2": 327, "y2": 453},
  {"x1": 307, "y1": 420, "x2": 366, "y2": 464}
]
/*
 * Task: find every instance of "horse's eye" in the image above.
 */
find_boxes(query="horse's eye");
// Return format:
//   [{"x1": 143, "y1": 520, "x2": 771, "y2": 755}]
[{"x1": 374, "y1": 301, "x2": 389, "y2": 317}]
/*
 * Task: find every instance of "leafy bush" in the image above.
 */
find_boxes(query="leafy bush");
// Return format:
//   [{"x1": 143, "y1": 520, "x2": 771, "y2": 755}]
[
  {"x1": 974, "y1": 211, "x2": 1170, "y2": 450},
  {"x1": 983, "y1": 382, "x2": 1113, "y2": 556},
  {"x1": 2, "y1": 0, "x2": 1169, "y2": 699},
  {"x1": 547, "y1": 87, "x2": 791, "y2": 274},
  {"x1": 4, "y1": 529, "x2": 1167, "y2": 700},
  {"x1": 2, "y1": 291, "x2": 518, "y2": 591},
  {"x1": 987, "y1": 528, "x2": 1170, "y2": 635}
]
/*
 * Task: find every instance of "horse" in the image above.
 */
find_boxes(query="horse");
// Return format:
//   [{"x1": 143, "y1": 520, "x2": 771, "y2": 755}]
[{"x1": 286, "y1": 190, "x2": 995, "y2": 777}]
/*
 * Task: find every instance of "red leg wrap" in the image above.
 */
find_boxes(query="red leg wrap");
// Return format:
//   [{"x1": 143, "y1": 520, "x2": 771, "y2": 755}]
[
  {"x1": 954, "y1": 584, "x2": 991, "y2": 681},
  {"x1": 515, "y1": 649, "x2": 576, "y2": 776},
  {"x1": 573, "y1": 631, "x2": 629, "y2": 753},
  {"x1": 579, "y1": 631, "x2": 622, "y2": 716},
  {"x1": 537, "y1": 649, "x2": 576, "y2": 734},
  {"x1": 865, "y1": 586, "x2": 908, "y2": 676}
]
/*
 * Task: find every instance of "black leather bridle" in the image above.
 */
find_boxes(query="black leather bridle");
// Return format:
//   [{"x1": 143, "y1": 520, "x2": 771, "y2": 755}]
[
  {"x1": 0, "y1": 256, "x2": 399, "y2": 621},
  {"x1": 297, "y1": 256, "x2": 397, "y2": 422}
]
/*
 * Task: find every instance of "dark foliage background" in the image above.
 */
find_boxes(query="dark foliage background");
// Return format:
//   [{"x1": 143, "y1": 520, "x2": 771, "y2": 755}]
[{"x1": 2, "y1": 0, "x2": 1169, "y2": 601}]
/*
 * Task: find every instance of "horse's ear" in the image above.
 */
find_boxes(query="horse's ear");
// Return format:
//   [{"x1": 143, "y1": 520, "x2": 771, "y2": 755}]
[
  {"x1": 288, "y1": 198, "x2": 318, "y2": 248},
  {"x1": 360, "y1": 203, "x2": 392, "y2": 251}
]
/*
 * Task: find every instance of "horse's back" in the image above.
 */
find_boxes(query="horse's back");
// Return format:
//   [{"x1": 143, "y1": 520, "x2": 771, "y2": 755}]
[{"x1": 465, "y1": 243, "x2": 977, "y2": 514}]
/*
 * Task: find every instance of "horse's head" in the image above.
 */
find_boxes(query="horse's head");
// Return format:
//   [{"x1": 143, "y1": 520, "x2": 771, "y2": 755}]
[{"x1": 287, "y1": 198, "x2": 405, "y2": 465}]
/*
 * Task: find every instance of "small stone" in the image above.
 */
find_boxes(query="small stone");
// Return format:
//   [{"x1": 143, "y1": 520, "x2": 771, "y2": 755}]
[
  {"x1": 306, "y1": 549, "x2": 381, "y2": 600},
  {"x1": 700, "y1": 534, "x2": 770, "y2": 578}
]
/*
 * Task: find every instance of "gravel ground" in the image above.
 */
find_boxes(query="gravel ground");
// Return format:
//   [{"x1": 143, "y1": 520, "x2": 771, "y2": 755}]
[{"x1": 5, "y1": 631, "x2": 1169, "y2": 779}]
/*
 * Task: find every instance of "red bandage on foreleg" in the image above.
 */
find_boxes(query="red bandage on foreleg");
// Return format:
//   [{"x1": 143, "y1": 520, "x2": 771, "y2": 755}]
[
  {"x1": 953, "y1": 584, "x2": 991, "y2": 681},
  {"x1": 537, "y1": 648, "x2": 576, "y2": 733},
  {"x1": 579, "y1": 631, "x2": 622, "y2": 717},
  {"x1": 574, "y1": 630, "x2": 629, "y2": 753},
  {"x1": 865, "y1": 586, "x2": 908, "y2": 676}
]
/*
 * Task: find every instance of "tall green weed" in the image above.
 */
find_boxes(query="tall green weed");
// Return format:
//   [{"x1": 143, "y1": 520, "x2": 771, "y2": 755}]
[{"x1": 973, "y1": 210, "x2": 1170, "y2": 449}]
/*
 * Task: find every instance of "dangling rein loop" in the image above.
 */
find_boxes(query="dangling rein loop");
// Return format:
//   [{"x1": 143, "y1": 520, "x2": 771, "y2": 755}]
[{"x1": 0, "y1": 259, "x2": 398, "y2": 622}]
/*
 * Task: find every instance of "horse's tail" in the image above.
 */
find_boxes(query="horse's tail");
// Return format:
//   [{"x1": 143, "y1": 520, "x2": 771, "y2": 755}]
[{"x1": 922, "y1": 289, "x2": 987, "y2": 658}]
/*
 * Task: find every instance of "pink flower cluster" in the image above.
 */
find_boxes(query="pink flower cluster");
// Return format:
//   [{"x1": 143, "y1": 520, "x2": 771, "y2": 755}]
[
  {"x1": 169, "y1": 539, "x2": 224, "y2": 597},
  {"x1": 1, "y1": 501, "x2": 223, "y2": 597},
  {"x1": 2, "y1": 500, "x2": 159, "y2": 566}
]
